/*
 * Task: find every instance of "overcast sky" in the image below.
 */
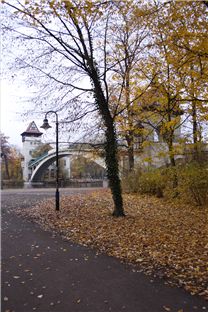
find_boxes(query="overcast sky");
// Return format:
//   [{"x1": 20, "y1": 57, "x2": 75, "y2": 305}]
[
  {"x1": 0, "y1": 77, "x2": 84, "y2": 151},
  {"x1": 0, "y1": 78, "x2": 50, "y2": 150},
  {"x1": 1, "y1": 79, "x2": 28, "y2": 148},
  {"x1": 0, "y1": 5, "x2": 53, "y2": 151}
]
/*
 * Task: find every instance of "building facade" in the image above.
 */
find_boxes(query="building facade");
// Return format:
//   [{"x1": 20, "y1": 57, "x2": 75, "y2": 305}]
[
  {"x1": 21, "y1": 121, "x2": 43, "y2": 181},
  {"x1": 21, "y1": 121, "x2": 71, "y2": 182}
]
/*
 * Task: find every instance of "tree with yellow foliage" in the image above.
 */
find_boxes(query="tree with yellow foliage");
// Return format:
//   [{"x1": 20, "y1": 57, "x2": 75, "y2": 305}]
[
  {"x1": 136, "y1": 0, "x2": 208, "y2": 166},
  {"x1": 107, "y1": 1, "x2": 151, "y2": 172},
  {"x1": 1, "y1": 133, "x2": 23, "y2": 182},
  {"x1": 3, "y1": 0, "x2": 126, "y2": 216}
]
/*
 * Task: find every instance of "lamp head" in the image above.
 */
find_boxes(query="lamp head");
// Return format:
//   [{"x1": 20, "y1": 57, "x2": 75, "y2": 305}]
[{"x1": 40, "y1": 118, "x2": 52, "y2": 130}]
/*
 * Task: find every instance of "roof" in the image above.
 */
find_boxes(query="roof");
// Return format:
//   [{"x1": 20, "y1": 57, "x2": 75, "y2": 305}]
[{"x1": 21, "y1": 121, "x2": 43, "y2": 137}]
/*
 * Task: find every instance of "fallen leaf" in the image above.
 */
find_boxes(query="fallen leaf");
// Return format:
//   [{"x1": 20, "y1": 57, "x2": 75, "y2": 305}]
[{"x1": 15, "y1": 190, "x2": 208, "y2": 300}]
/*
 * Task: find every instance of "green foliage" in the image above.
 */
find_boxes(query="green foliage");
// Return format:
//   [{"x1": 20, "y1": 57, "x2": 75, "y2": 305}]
[
  {"x1": 3, "y1": 0, "x2": 208, "y2": 214},
  {"x1": 138, "y1": 169, "x2": 165, "y2": 198},
  {"x1": 122, "y1": 169, "x2": 142, "y2": 193},
  {"x1": 122, "y1": 168, "x2": 165, "y2": 197},
  {"x1": 1, "y1": 133, "x2": 23, "y2": 182},
  {"x1": 123, "y1": 163, "x2": 208, "y2": 206},
  {"x1": 71, "y1": 156, "x2": 105, "y2": 179},
  {"x1": 178, "y1": 163, "x2": 208, "y2": 206},
  {"x1": 31, "y1": 144, "x2": 52, "y2": 158}
]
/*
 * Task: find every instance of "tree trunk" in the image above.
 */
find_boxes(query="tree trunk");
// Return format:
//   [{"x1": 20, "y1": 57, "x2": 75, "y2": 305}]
[
  {"x1": 166, "y1": 95, "x2": 178, "y2": 188},
  {"x1": 105, "y1": 122, "x2": 125, "y2": 217},
  {"x1": 128, "y1": 145, "x2": 134, "y2": 172},
  {"x1": 126, "y1": 134, "x2": 134, "y2": 172},
  {"x1": 125, "y1": 64, "x2": 135, "y2": 172},
  {"x1": 192, "y1": 100, "x2": 199, "y2": 161},
  {"x1": 91, "y1": 68, "x2": 125, "y2": 217},
  {"x1": 167, "y1": 139, "x2": 178, "y2": 189},
  {"x1": 3, "y1": 154, "x2": 10, "y2": 179},
  {"x1": 190, "y1": 64, "x2": 199, "y2": 162},
  {"x1": 169, "y1": 149, "x2": 176, "y2": 167}
]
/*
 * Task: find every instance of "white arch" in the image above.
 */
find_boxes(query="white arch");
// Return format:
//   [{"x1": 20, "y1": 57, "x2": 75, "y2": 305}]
[{"x1": 29, "y1": 149, "x2": 106, "y2": 182}]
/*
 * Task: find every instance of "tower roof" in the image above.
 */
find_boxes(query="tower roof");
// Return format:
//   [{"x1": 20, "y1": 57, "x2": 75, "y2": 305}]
[{"x1": 21, "y1": 121, "x2": 43, "y2": 137}]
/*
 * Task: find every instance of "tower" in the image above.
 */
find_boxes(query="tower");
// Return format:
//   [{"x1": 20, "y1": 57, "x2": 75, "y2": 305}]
[{"x1": 21, "y1": 121, "x2": 43, "y2": 181}]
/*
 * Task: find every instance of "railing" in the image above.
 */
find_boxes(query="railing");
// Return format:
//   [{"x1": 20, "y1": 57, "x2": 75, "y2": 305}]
[
  {"x1": 28, "y1": 147, "x2": 101, "y2": 169},
  {"x1": 44, "y1": 179, "x2": 104, "y2": 188},
  {"x1": 2, "y1": 180, "x2": 24, "y2": 189},
  {"x1": 28, "y1": 152, "x2": 49, "y2": 168}
]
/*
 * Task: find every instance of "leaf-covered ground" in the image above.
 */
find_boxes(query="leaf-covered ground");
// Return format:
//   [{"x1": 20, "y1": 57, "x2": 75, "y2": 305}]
[{"x1": 16, "y1": 190, "x2": 208, "y2": 300}]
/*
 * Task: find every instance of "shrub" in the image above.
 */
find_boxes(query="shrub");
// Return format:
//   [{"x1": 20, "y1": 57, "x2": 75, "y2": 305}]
[
  {"x1": 122, "y1": 169, "x2": 142, "y2": 193},
  {"x1": 138, "y1": 169, "x2": 165, "y2": 197},
  {"x1": 122, "y1": 163, "x2": 208, "y2": 206},
  {"x1": 178, "y1": 163, "x2": 208, "y2": 206},
  {"x1": 2, "y1": 179, "x2": 24, "y2": 189},
  {"x1": 122, "y1": 168, "x2": 165, "y2": 197}
]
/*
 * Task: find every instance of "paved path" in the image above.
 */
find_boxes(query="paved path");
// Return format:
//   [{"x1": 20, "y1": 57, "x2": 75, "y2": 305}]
[{"x1": 1, "y1": 189, "x2": 208, "y2": 312}]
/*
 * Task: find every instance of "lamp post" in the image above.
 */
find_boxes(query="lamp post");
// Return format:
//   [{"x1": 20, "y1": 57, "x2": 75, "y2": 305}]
[{"x1": 41, "y1": 111, "x2": 60, "y2": 211}]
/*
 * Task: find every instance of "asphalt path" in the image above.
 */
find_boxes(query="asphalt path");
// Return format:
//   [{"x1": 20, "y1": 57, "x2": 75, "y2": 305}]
[{"x1": 1, "y1": 188, "x2": 208, "y2": 312}]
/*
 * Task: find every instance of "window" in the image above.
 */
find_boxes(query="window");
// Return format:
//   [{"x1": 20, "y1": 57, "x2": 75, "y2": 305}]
[
  {"x1": 153, "y1": 130, "x2": 159, "y2": 142},
  {"x1": 50, "y1": 169, "x2": 55, "y2": 178}
]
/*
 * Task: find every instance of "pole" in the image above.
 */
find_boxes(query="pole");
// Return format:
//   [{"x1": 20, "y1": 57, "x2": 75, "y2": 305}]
[
  {"x1": 55, "y1": 116, "x2": 60, "y2": 211},
  {"x1": 41, "y1": 111, "x2": 60, "y2": 211}
]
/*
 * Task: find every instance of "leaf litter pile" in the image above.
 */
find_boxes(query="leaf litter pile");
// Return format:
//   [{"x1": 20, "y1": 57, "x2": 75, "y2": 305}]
[{"x1": 16, "y1": 190, "x2": 208, "y2": 300}]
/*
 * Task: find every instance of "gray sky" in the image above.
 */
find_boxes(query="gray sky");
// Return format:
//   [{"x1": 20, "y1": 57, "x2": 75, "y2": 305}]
[
  {"x1": 0, "y1": 5, "x2": 48, "y2": 150},
  {"x1": 0, "y1": 78, "x2": 49, "y2": 150},
  {"x1": 1, "y1": 79, "x2": 28, "y2": 148}
]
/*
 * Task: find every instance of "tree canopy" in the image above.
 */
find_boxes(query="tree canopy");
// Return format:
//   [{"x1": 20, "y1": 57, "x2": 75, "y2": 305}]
[{"x1": 2, "y1": 0, "x2": 208, "y2": 214}]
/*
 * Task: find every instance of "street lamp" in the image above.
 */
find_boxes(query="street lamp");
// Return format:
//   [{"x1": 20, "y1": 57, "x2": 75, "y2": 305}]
[{"x1": 41, "y1": 111, "x2": 60, "y2": 211}]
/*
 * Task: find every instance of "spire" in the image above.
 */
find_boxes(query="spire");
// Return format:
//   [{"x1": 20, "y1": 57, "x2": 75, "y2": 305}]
[{"x1": 21, "y1": 121, "x2": 43, "y2": 138}]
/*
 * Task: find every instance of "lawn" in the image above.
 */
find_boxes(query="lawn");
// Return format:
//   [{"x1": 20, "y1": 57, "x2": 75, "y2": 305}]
[{"x1": 16, "y1": 189, "x2": 208, "y2": 300}]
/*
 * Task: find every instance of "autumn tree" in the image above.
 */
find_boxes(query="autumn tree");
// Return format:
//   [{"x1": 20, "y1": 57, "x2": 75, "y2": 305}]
[
  {"x1": 3, "y1": 0, "x2": 129, "y2": 216},
  {"x1": 7, "y1": 147, "x2": 23, "y2": 181},
  {"x1": 71, "y1": 156, "x2": 105, "y2": 179},
  {"x1": 3, "y1": 0, "x2": 207, "y2": 204},
  {"x1": 132, "y1": 3, "x2": 183, "y2": 170},
  {"x1": 204, "y1": 1, "x2": 208, "y2": 8},
  {"x1": 164, "y1": 1, "x2": 208, "y2": 161},
  {"x1": 1, "y1": 132, "x2": 11, "y2": 179},
  {"x1": 107, "y1": 1, "x2": 150, "y2": 172},
  {"x1": 137, "y1": 0, "x2": 208, "y2": 168},
  {"x1": 1, "y1": 133, "x2": 23, "y2": 181},
  {"x1": 31, "y1": 143, "x2": 52, "y2": 158}
]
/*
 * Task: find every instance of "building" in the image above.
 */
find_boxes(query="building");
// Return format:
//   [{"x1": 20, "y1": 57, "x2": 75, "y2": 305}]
[
  {"x1": 21, "y1": 121, "x2": 43, "y2": 181},
  {"x1": 21, "y1": 121, "x2": 71, "y2": 182}
]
